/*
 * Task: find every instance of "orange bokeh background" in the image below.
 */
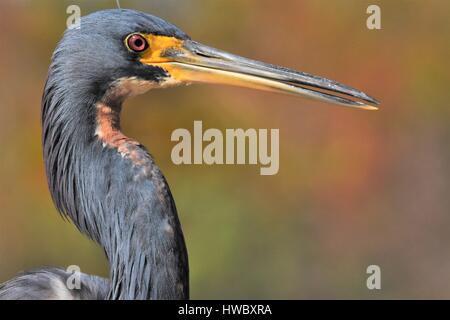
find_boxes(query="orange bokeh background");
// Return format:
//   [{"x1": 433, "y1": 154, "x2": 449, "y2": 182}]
[{"x1": 0, "y1": 0, "x2": 449, "y2": 298}]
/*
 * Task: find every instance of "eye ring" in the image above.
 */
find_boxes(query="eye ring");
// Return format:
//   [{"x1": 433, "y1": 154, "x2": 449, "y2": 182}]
[{"x1": 126, "y1": 33, "x2": 149, "y2": 53}]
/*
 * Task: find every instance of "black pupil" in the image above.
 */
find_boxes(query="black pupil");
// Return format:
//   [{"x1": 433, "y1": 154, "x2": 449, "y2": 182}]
[{"x1": 134, "y1": 38, "x2": 143, "y2": 47}]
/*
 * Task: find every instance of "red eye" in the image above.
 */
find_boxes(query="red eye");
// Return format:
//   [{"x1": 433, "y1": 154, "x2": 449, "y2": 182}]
[{"x1": 127, "y1": 34, "x2": 148, "y2": 52}]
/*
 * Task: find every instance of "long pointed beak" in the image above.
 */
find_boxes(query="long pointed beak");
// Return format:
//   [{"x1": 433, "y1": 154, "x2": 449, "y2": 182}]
[{"x1": 142, "y1": 39, "x2": 380, "y2": 110}]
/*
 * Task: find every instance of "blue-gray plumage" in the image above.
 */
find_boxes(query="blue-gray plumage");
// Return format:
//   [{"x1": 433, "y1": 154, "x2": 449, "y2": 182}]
[
  {"x1": 0, "y1": 8, "x2": 379, "y2": 300},
  {"x1": 0, "y1": 268, "x2": 109, "y2": 300}
]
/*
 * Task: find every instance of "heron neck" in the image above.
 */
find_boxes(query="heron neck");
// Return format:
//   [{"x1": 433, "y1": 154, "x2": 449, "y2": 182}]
[
  {"x1": 93, "y1": 103, "x2": 189, "y2": 300},
  {"x1": 42, "y1": 90, "x2": 189, "y2": 300}
]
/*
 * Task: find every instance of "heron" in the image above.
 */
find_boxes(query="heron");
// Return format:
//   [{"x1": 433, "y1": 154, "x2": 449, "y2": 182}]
[{"x1": 0, "y1": 9, "x2": 379, "y2": 300}]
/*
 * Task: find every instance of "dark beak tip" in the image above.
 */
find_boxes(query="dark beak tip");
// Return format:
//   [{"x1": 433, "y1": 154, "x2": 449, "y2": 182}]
[
  {"x1": 356, "y1": 93, "x2": 380, "y2": 109},
  {"x1": 368, "y1": 95, "x2": 381, "y2": 106}
]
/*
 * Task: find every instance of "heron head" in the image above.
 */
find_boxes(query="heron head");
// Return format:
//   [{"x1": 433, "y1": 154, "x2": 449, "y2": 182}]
[{"x1": 54, "y1": 9, "x2": 379, "y2": 109}]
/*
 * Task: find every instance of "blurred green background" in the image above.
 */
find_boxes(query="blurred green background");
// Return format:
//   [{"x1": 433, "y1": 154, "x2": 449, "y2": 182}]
[{"x1": 0, "y1": 0, "x2": 449, "y2": 299}]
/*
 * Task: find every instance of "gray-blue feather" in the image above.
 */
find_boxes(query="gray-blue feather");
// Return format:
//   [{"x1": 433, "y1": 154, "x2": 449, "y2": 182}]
[{"x1": 0, "y1": 268, "x2": 109, "y2": 300}]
